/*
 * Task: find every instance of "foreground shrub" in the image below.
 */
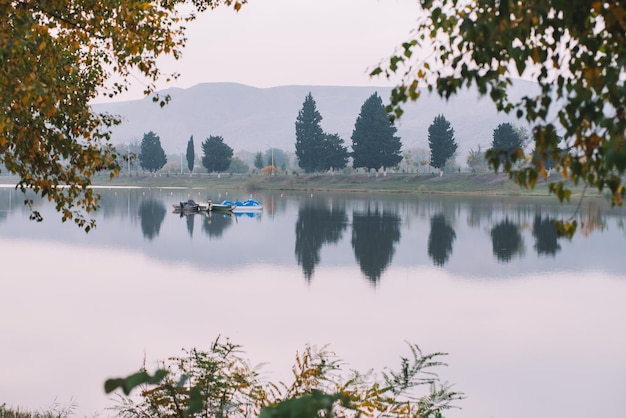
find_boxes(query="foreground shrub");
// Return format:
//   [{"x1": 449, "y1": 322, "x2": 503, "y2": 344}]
[
  {"x1": 107, "y1": 336, "x2": 463, "y2": 418},
  {"x1": 0, "y1": 402, "x2": 74, "y2": 418}
]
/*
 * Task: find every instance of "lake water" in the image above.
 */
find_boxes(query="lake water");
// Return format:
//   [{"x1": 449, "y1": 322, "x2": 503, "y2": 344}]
[{"x1": 1, "y1": 186, "x2": 625, "y2": 418}]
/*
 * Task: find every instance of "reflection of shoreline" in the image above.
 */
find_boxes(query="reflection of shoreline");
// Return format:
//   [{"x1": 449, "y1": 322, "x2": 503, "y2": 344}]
[{"x1": 1, "y1": 188, "x2": 624, "y2": 281}]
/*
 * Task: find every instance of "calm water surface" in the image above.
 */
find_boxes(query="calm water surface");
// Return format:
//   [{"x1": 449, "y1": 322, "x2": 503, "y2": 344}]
[{"x1": 1, "y1": 186, "x2": 625, "y2": 418}]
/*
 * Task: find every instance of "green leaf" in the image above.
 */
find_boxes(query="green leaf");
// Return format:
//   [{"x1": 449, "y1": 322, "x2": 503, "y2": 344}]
[
  {"x1": 104, "y1": 369, "x2": 168, "y2": 395},
  {"x1": 370, "y1": 67, "x2": 383, "y2": 76},
  {"x1": 187, "y1": 385, "x2": 204, "y2": 415},
  {"x1": 259, "y1": 390, "x2": 350, "y2": 418}
]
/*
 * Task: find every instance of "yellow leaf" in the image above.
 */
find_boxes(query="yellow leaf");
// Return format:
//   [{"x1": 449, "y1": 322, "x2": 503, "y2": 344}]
[{"x1": 591, "y1": 1, "x2": 603, "y2": 12}]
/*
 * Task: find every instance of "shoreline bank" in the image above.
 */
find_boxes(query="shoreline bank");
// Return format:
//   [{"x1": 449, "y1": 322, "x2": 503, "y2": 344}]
[{"x1": 0, "y1": 172, "x2": 603, "y2": 200}]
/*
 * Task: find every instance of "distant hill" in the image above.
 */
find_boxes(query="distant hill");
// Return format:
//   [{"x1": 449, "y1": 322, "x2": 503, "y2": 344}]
[{"x1": 92, "y1": 81, "x2": 537, "y2": 164}]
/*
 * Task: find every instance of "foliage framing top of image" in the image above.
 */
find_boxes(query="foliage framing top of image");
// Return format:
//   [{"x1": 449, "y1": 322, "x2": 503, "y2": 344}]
[
  {"x1": 0, "y1": 0, "x2": 245, "y2": 231},
  {"x1": 372, "y1": 0, "x2": 626, "y2": 233}
]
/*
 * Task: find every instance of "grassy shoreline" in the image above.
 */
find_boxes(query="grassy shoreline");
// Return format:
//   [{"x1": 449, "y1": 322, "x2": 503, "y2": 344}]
[{"x1": 0, "y1": 171, "x2": 602, "y2": 200}]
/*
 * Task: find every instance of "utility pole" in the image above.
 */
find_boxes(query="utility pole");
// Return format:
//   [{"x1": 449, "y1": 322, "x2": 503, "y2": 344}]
[
  {"x1": 266, "y1": 144, "x2": 274, "y2": 179},
  {"x1": 175, "y1": 146, "x2": 183, "y2": 175}
]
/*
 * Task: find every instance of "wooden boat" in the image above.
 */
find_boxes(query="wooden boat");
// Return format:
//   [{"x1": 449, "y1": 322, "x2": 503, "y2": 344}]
[
  {"x1": 172, "y1": 199, "x2": 199, "y2": 213},
  {"x1": 209, "y1": 201, "x2": 235, "y2": 212}
]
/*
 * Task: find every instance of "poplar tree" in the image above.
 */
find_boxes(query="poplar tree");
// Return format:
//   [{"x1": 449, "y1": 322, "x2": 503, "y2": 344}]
[{"x1": 186, "y1": 136, "x2": 195, "y2": 174}]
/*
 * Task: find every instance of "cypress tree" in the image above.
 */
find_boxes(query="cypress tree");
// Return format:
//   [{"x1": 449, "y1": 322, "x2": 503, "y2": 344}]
[
  {"x1": 186, "y1": 135, "x2": 195, "y2": 174},
  {"x1": 351, "y1": 93, "x2": 402, "y2": 171},
  {"x1": 428, "y1": 114, "x2": 458, "y2": 171},
  {"x1": 295, "y1": 93, "x2": 325, "y2": 173}
]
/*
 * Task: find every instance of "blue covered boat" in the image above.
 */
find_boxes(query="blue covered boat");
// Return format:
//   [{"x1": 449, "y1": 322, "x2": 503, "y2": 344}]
[{"x1": 221, "y1": 199, "x2": 263, "y2": 212}]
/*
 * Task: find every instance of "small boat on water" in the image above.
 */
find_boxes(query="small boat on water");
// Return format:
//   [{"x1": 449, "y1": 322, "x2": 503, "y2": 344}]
[
  {"x1": 172, "y1": 199, "x2": 200, "y2": 213},
  {"x1": 222, "y1": 199, "x2": 263, "y2": 212},
  {"x1": 178, "y1": 200, "x2": 235, "y2": 212},
  {"x1": 209, "y1": 201, "x2": 235, "y2": 212}
]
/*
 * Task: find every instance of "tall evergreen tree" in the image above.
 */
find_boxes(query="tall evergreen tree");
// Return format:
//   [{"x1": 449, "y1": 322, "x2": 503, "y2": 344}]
[
  {"x1": 351, "y1": 93, "x2": 402, "y2": 171},
  {"x1": 201, "y1": 135, "x2": 233, "y2": 173},
  {"x1": 321, "y1": 133, "x2": 349, "y2": 171},
  {"x1": 139, "y1": 131, "x2": 167, "y2": 173},
  {"x1": 428, "y1": 115, "x2": 457, "y2": 171},
  {"x1": 491, "y1": 123, "x2": 525, "y2": 163},
  {"x1": 186, "y1": 135, "x2": 195, "y2": 174},
  {"x1": 295, "y1": 93, "x2": 325, "y2": 173}
]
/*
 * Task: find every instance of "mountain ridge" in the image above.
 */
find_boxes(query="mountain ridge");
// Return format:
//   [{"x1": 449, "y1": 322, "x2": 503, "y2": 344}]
[{"x1": 92, "y1": 81, "x2": 536, "y2": 164}]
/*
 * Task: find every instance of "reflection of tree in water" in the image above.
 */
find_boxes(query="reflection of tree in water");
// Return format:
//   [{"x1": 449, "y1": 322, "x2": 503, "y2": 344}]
[
  {"x1": 186, "y1": 213, "x2": 195, "y2": 238},
  {"x1": 295, "y1": 204, "x2": 347, "y2": 281},
  {"x1": 532, "y1": 215, "x2": 561, "y2": 256},
  {"x1": 0, "y1": 189, "x2": 12, "y2": 224},
  {"x1": 138, "y1": 199, "x2": 166, "y2": 240},
  {"x1": 202, "y1": 212, "x2": 233, "y2": 238},
  {"x1": 352, "y1": 208, "x2": 401, "y2": 284},
  {"x1": 490, "y1": 219, "x2": 524, "y2": 262},
  {"x1": 428, "y1": 213, "x2": 456, "y2": 266}
]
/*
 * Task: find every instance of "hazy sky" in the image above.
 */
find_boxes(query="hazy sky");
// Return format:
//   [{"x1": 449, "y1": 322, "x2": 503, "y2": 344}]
[{"x1": 111, "y1": 0, "x2": 420, "y2": 100}]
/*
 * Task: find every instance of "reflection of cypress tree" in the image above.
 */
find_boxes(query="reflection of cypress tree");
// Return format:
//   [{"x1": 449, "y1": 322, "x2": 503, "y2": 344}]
[
  {"x1": 532, "y1": 215, "x2": 561, "y2": 256},
  {"x1": 295, "y1": 204, "x2": 347, "y2": 281},
  {"x1": 351, "y1": 208, "x2": 401, "y2": 284},
  {"x1": 491, "y1": 219, "x2": 524, "y2": 262},
  {"x1": 138, "y1": 199, "x2": 166, "y2": 241},
  {"x1": 202, "y1": 212, "x2": 233, "y2": 238},
  {"x1": 428, "y1": 213, "x2": 456, "y2": 266},
  {"x1": 186, "y1": 213, "x2": 195, "y2": 238}
]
